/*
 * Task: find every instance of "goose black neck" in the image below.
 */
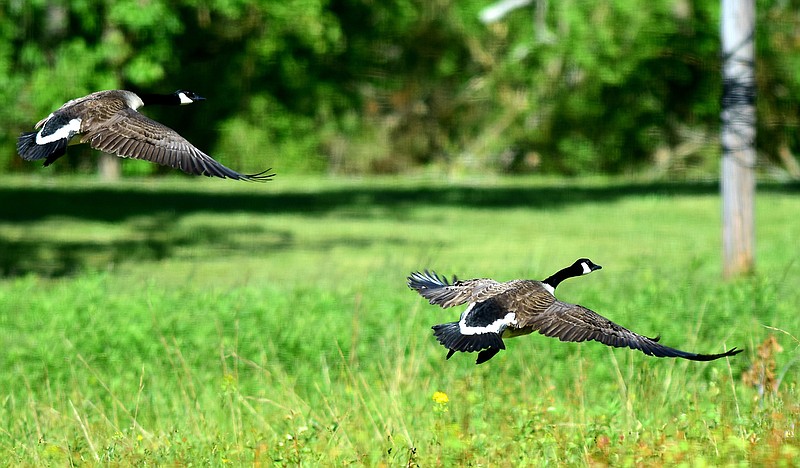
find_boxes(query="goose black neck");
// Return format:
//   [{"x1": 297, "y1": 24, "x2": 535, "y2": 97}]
[
  {"x1": 139, "y1": 93, "x2": 181, "y2": 106},
  {"x1": 542, "y1": 264, "x2": 580, "y2": 289}
]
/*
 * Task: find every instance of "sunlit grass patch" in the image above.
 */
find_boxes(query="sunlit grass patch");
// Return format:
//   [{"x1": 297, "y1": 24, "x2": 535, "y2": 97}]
[{"x1": 0, "y1": 175, "x2": 798, "y2": 464}]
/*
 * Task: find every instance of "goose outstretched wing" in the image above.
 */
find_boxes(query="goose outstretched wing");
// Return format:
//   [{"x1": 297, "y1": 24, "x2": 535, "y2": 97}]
[
  {"x1": 523, "y1": 301, "x2": 741, "y2": 361},
  {"x1": 81, "y1": 109, "x2": 273, "y2": 181}
]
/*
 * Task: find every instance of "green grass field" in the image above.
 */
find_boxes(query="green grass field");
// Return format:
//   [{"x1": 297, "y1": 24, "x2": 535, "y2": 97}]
[{"x1": 1, "y1": 174, "x2": 798, "y2": 466}]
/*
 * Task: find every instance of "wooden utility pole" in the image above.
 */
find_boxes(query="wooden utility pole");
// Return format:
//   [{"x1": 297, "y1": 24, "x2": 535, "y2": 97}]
[
  {"x1": 98, "y1": 153, "x2": 121, "y2": 181},
  {"x1": 721, "y1": 0, "x2": 756, "y2": 279}
]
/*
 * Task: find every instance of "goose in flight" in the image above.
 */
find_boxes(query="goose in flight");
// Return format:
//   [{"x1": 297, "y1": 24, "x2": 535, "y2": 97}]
[
  {"x1": 17, "y1": 89, "x2": 273, "y2": 181},
  {"x1": 408, "y1": 259, "x2": 742, "y2": 364}
]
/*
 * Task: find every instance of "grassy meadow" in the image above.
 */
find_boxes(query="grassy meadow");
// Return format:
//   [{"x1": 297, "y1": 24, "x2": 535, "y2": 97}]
[{"x1": 0, "y1": 174, "x2": 798, "y2": 466}]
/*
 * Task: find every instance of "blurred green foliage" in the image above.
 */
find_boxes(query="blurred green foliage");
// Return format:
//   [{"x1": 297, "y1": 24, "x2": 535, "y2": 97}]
[{"x1": 1, "y1": 0, "x2": 798, "y2": 176}]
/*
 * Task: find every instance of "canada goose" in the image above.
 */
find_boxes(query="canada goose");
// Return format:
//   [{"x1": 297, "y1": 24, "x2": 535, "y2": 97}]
[
  {"x1": 17, "y1": 89, "x2": 273, "y2": 181},
  {"x1": 408, "y1": 259, "x2": 742, "y2": 364}
]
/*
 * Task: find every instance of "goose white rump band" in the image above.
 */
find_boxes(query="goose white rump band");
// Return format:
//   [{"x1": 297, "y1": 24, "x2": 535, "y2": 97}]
[
  {"x1": 36, "y1": 118, "x2": 81, "y2": 144},
  {"x1": 458, "y1": 303, "x2": 517, "y2": 335}
]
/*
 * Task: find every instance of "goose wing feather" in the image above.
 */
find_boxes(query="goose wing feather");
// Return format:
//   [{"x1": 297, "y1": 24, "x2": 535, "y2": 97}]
[
  {"x1": 33, "y1": 91, "x2": 119, "y2": 129},
  {"x1": 407, "y1": 270, "x2": 519, "y2": 308},
  {"x1": 80, "y1": 108, "x2": 273, "y2": 181},
  {"x1": 522, "y1": 300, "x2": 741, "y2": 361},
  {"x1": 499, "y1": 281, "x2": 557, "y2": 317}
]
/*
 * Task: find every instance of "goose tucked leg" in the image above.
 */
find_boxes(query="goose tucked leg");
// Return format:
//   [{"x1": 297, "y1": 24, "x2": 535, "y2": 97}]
[{"x1": 476, "y1": 348, "x2": 501, "y2": 364}]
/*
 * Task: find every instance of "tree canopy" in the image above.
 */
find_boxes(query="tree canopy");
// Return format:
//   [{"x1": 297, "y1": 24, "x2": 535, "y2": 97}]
[{"x1": 2, "y1": 0, "x2": 798, "y2": 176}]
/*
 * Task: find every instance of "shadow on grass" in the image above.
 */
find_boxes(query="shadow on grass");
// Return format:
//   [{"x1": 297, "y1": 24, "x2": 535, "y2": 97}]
[
  {"x1": 0, "y1": 206, "x2": 296, "y2": 277},
  {"x1": 0, "y1": 180, "x2": 796, "y2": 277},
  {"x1": 2, "y1": 180, "x2": 798, "y2": 222}
]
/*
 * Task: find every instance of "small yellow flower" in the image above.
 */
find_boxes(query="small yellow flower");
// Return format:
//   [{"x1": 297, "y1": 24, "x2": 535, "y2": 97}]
[{"x1": 432, "y1": 391, "x2": 449, "y2": 405}]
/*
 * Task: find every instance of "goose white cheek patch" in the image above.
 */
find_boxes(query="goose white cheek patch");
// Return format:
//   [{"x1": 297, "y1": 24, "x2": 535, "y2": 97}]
[
  {"x1": 178, "y1": 92, "x2": 193, "y2": 105},
  {"x1": 36, "y1": 118, "x2": 81, "y2": 144},
  {"x1": 581, "y1": 262, "x2": 592, "y2": 274}
]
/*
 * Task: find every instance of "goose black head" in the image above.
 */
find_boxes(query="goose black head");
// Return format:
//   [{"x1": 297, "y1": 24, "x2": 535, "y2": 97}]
[
  {"x1": 541, "y1": 258, "x2": 602, "y2": 291},
  {"x1": 574, "y1": 258, "x2": 602, "y2": 275},
  {"x1": 175, "y1": 90, "x2": 206, "y2": 105}
]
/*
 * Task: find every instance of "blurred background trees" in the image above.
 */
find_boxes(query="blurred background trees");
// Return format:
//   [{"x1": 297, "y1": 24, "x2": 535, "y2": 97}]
[{"x1": 1, "y1": 0, "x2": 798, "y2": 178}]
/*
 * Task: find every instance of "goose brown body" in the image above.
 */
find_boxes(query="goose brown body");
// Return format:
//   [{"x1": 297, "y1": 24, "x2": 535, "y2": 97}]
[
  {"x1": 17, "y1": 90, "x2": 273, "y2": 181},
  {"x1": 408, "y1": 260, "x2": 742, "y2": 364}
]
